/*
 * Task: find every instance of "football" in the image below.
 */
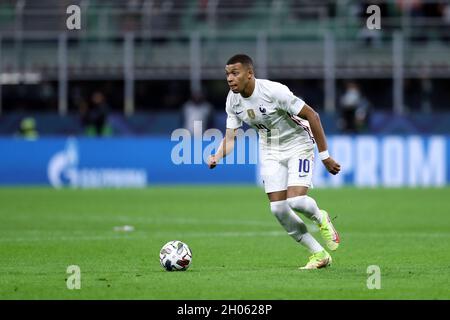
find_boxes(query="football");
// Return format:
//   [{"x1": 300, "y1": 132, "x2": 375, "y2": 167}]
[{"x1": 159, "y1": 240, "x2": 192, "y2": 271}]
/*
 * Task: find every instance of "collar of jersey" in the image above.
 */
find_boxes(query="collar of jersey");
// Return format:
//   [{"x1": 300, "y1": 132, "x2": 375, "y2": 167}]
[{"x1": 240, "y1": 78, "x2": 258, "y2": 100}]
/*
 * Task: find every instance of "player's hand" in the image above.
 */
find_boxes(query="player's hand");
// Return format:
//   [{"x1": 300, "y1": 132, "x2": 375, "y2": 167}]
[
  {"x1": 322, "y1": 157, "x2": 341, "y2": 175},
  {"x1": 207, "y1": 155, "x2": 218, "y2": 169}
]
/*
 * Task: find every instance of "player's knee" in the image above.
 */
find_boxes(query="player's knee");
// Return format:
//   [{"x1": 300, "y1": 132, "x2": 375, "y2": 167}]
[
  {"x1": 287, "y1": 195, "x2": 308, "y2": 212},
  {"x1": 270, "y1": 200, "x2": 288, "y2": 219}
]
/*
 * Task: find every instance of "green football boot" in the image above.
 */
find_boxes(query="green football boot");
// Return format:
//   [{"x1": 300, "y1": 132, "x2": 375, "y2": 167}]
[
  {"x1": 319, "y1": 210, "x2": 340, "y2": 251},
  {"x1": 299, "y1": 250, "x2": 332, "y2": 270}
]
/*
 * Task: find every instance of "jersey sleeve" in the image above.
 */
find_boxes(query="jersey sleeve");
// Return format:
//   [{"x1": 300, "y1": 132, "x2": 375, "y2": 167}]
[
  {"x1": 272, "y1": 83, "x2": 306, "y2": 115},
  {"x1": 225, "y1": 92, "x2": 243, "y2": 129}
]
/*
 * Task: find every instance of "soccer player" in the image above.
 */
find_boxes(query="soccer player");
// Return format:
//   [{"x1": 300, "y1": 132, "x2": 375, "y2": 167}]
[{"x1": 207, "y1": 54, "x2": 341, "y2": 269}]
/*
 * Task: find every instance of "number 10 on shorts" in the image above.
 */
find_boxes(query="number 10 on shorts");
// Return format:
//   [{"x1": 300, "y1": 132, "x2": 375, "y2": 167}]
[{"x1": 298, "y1": 159, "x2": 310, "y2": 176}]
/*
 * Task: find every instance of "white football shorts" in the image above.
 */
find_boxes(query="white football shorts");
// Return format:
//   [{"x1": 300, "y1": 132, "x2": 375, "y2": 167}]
[{"x1": 259, "y1": 146, "x2": 315, "y2": 193}]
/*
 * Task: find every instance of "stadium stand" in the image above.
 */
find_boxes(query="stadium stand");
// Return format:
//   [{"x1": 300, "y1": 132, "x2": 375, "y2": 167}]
[{"x1": 0, "y1": 0, "x2": 449, "y2": 135}]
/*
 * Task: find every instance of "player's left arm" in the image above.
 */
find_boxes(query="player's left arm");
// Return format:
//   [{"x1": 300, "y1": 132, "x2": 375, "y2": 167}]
[{"x1": 297, "y1": 104, "x2": 341, "y2": 175}]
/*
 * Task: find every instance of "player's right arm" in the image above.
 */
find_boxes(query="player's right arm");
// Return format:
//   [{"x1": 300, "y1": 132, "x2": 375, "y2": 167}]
[
  {"x1": 207, "y1": 128, "x2": 237, "y2": 169},
  {"x1": 208, "y1": 91, "x2": 242, "y2": 169}
]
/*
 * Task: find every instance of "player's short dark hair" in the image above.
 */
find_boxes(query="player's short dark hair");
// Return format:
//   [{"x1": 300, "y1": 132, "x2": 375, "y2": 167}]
[{"x1": 226, "y1": 54, "x2": 254, "y2": 69}]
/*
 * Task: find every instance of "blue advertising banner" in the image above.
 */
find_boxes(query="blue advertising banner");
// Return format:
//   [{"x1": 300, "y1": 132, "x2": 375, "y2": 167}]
[
  {"x1": 0, "y1": 135, "x2": 448, "y2": 188},
  {"x1": 311, "y1": 135, "x2": 448, "y2": 188},
  {"x1": 0, "y1": 137, "x2": 256, "y2": 187}
]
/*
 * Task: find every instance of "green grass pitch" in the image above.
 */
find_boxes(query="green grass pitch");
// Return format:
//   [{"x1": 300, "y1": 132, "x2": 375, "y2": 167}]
[{"x1": 0, "y1": 186, "x2": 449, "y2": 300}]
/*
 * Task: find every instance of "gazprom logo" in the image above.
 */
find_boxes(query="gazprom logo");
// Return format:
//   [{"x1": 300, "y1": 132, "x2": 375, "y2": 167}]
[
  {"x1": 48, "y1": 138, "x2": 79, "y2": 188},
  {"x1": 47, "y1": 138, "x2": 147, "y2": 189}
]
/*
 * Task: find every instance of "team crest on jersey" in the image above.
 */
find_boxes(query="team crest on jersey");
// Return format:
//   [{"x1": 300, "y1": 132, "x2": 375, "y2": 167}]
[{"x1": 247, "y1": 109, "x2": 256, "y2": 119}]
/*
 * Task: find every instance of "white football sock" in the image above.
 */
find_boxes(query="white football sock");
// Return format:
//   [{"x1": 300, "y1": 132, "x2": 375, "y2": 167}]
[
  {"x1": 287, "y1": 195, "x2": 323, "y2": 225},
  {"x1": 270, "y1": 200, "x2": 324, "y2": 253},
  {"x1": 298, "y1": 233, "x2": 324, "y2": 253}
]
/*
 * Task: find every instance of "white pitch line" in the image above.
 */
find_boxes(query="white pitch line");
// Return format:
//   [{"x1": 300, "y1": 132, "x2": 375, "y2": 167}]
[
  {"x1": 0, "y1": 230, "x2": 449, "y2": 243},
  {"x1": 0, "y1": 231, "x2": 285, "y2": 243},
  {"x1": 0, "y1": 214, "x2": 277, "y2": 227},
  {"x1": 152, "y1": 230, "x2": 286, "y2": 238},
  {"x1": 0, "y1": 235, "x2": 145, "y2": 243}
]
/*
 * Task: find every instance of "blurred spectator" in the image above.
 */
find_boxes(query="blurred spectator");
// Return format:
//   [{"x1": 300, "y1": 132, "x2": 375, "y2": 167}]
[
  {"x1": 17, "y1": 117, "x2": 39, "y2": 140},
  {"x1": 163, "y1": 81, "x2": 187, "y2": 110},
  {"x1": 182, "y1": 91, "x2": 213, "y2": 137},
  {"x1": 420, "y1": 75, "x2": 433, "y2": 113},
  {"x1": 338, "y1": 81, "x2": 370, "y2": 133},
  {"x1": 39, "y1": 82, "x2": 56, "y2": 111},
  {"x1": 80, "y1": 91, "x2": 111, "y2": 137}
]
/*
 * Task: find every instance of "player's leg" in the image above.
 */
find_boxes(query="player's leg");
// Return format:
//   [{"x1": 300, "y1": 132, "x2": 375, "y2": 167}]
[
  {"x1": 285, "y1": 149, "x2": 324, "y2": 224},
  {"x1": 268, "y1": 193, "x2": 325, "y2": 256},
  {"x1": 284, "y1": 187, "x2": 334, "y2": 269},
  {"x1": 287, "y1": 186, "x2": 340, "y2": 252},
  {"x1": 285, "y1": 151, "x2": 340, "y2": 252},
  {"x1": 261, "y1": 157, "x2": 324, "y2": 255},
  {"x1": 286, "y1": 186, "x2": 323, "y2": 225}
]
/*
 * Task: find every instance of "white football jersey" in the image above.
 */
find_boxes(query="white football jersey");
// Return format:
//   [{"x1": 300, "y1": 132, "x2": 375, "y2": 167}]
[{"x1": 225, "y1": 79, "x2": 315, "y2": 152}]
